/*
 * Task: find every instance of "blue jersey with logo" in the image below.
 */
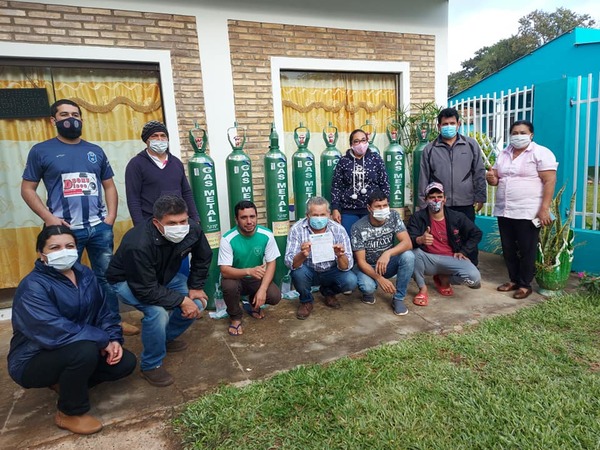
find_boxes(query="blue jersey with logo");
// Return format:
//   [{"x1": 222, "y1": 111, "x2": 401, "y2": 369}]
[{"x1": 23, "y1": 137, "x2": 114, "y2": 229}]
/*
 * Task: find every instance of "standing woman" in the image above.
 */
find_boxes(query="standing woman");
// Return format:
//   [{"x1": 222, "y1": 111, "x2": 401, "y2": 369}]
[
  {"x1": 331, "y1": 129, "x2": 390, "y2": 235},
  {"x1": 7, "y1": 226, "x2": 136, "y2": 435},
  {"x1": 486, "y1": 120, "x2": 558, "y2": 299}
]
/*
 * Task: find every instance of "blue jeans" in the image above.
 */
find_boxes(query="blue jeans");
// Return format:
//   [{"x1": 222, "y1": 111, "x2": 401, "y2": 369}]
[
  {"x1": 111, "y1": 273, "x2": 204, "y2": 371},
  {"x1": 72, "y1": 221, "x2": 119, "y2": 320},
  {"x1": 291, "y1": 265, "x2": 357, "y2": 303},
  {"x1": 341, "y1": 212, "x2": 366, "y2": 236},
  {"x1": 353, "y1": 251, "x2": 415, "y2": 301}
]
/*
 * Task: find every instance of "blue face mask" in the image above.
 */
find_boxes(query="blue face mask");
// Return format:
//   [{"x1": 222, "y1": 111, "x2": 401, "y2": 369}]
[
  {"x1": 309, "y1": 216, "x2": 328, "y2": 230},
  {"x1": 440, "y1": 125, "x2": 457, "y2": 139}
]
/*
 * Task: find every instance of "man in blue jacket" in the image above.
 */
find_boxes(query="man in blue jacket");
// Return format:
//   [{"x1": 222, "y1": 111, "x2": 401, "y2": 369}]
[
  {"x1": 407, "y1": 182, "x2": 482, "y2": 307},
  {"x1": 106, "y1": 195, "x2": 212, "y2": 387}
]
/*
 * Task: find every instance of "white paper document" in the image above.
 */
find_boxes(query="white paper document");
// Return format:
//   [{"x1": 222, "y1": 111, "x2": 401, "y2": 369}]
[{"x1": 309, "y1": 232, "x2": 335, "y2": 264}]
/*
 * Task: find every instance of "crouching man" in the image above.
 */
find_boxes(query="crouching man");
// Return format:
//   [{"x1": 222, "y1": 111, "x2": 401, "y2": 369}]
[
  {"x1": 351, "y1": 190, "x2": 414, "y2": 315},
  {"x1": 106, "y1": 195, "x2": 212, "y2": 386},
  {"x1": 407, "y1": 182, "x2": 482, "y2": 306}
]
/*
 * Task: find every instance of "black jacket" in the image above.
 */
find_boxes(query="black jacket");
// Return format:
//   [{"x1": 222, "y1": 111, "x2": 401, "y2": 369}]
[
  {"x1": 406, "y1": 207, "x2": 482, "y2": 256},
  {"x1": 106, "y1": 219, "x2": 212, "y2": 309}
]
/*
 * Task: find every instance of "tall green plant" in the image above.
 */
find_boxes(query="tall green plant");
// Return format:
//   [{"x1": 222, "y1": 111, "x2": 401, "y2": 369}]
[
  {"x1": 536, "y1": 185, "x2": 576, "y2": 271},
  {"x1": 392, "y1": 102, "x2": 442, "y2": 152}
]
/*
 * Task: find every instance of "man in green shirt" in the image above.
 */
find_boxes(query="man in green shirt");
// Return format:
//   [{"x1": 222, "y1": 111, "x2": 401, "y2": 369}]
[{"x1": 218, "y1": 201, "x2": 281, "y2": 336}]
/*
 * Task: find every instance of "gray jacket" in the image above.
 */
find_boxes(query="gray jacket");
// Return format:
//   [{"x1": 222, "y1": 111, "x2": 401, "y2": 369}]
[{"x1": 418, "y1": 134, "x2": 486, "y2": 207}]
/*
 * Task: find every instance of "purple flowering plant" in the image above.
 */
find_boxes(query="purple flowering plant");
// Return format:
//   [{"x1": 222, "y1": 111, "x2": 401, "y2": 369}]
[{"x1": 577, "y1": 272, "x2": 600, "y2": 296}]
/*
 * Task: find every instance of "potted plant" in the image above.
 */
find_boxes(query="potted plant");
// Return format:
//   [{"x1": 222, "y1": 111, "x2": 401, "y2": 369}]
[{"x1": 535, "y1": 185, "x2": 576, "y2": 294}]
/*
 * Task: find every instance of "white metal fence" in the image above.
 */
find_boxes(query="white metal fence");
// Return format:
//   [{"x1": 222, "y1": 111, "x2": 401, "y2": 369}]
[
  {"x1": 571, "y1": 73, "x2": 600, "y2": 231},
  {"x1": 450, "y1": 86, "x2": 535, "y2": 216}
]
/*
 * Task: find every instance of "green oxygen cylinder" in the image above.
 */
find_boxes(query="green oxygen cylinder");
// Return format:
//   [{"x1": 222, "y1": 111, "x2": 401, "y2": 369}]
[
  {"x1": 320, "y1": 122, "x2": 342, "y2": 202},
  {"x1": 383, "y1": 122, "x2": 406, "y2": 219},
  {"x1": 292, "y1": 123, "x2": 316, "y2": 219},
  {"x1": 225, "y1": 122, "x2": 253, "y2": 227},
  {"x1": 264, "y1": 123, "x2": 290, "y2": 285},
  {"x1": 361, "y1": 119, "x2": 380, "y2": 155},
  {"x1": 412, "y1": 122, "x2": 431, "y2": 211},
  {"x1": 188, "y1": 124, "x2": 221, "y2": 308}
]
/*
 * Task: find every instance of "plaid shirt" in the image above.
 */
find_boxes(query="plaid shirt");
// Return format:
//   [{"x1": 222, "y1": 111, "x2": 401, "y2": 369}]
[{"x1": 284, "y1": 218, "x2": 353, "y2": 272}]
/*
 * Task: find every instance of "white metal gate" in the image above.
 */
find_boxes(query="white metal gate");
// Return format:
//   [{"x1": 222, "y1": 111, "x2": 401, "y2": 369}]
[{"x1": 571, "y1": 73, "x2": 600, "y2": 231}]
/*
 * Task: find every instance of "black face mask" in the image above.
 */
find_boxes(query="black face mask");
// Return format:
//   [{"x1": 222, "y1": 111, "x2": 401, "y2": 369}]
[{"x1": 56, "y1": 117, "x2": 83, "y2": 139}]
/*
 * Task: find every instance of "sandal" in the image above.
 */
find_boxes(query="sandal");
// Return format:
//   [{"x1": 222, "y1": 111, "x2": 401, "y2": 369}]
[
  {"x1": 228, "y1": 323, "x2": 243, "y2": 336},
  {"x1": 243, "y1": 302, "x2": 265, "y2": 319},
  {"x1": 433, "y1": 275, "x2": 454, "y2": 296},
  {"x1": 413, "y1": 292, "x2": 429, "y2": 306}
]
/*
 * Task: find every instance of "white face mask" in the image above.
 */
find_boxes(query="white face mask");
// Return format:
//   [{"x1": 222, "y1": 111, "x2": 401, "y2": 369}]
[
  {"x1": 372, "y1": 207, "x2": 391, "y2": 221},
  {"x1": 162, "y1": 224, "x2": 190, "y2": 243},
  {"x1": 149, "y1": 140, "x2": 169, "y2": 154},
  {"x1": 44, "y1": 248, "x2": 78, "y2": 272},
  {"x1": 509, "y1": 134, "x2": 531, "y2": 149}
]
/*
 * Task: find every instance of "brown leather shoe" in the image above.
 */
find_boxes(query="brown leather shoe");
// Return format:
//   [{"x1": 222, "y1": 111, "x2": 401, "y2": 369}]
[
  {"x1": 323, "y1": 295, "x2": 341, "y2": 309},
  {"x1": 296, "y1": 302, "x2": 313, "y2": 320},
  {"x1": 513, "y1": 288, "x2": 533, "y2": 299},
  {"x1": 497, "y1": 282, "x2": 518, "y2": 292},
  {"x1": 55, "y1": 410, "x2": 103, "y2": 435},
  {"x1": 141, "y1": 366, "x2": 174, "y2": 387},
  {"x1": 121, "y1": 321, "x2": 140, "y2": 336},
  {"x1": 166, "y1": 340, "x2": 188, "y2": 352}
]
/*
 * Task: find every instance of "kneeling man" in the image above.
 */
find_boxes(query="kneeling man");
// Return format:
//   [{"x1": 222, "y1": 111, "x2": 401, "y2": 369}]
[
  {"x1": 218, "y1": 201, "x2": 281, "y2": 336},
  {"x1": 351, "y1": 190, "x2": 414, "y2": 315},
  {"x1": 407, "y1": 182, "x2": 482, "y2": 306},
  {"x1": 107, "y1": 195, "x2": 212, "y2": 386},
  {"x1": 284, "y1": 196, "x2": 357, "y2": 320}
]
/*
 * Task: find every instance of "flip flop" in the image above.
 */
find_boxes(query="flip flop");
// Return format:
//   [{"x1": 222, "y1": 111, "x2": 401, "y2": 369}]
[
  {"x1": 242, "y1": 302, "x2": 265, "y2": 319},
  {"x1": 228, "y1": 323, "x2": 242, "y2": 336},
  {"x1": 413, "y1": 292, "x2": 429, "y2": 306},
  {"x1": 433, "y1": 275, "x2": 454, "y2": 296}
]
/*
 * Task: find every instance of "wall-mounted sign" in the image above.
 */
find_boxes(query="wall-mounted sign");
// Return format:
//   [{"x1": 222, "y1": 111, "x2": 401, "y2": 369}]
[{"x1": 0, "y1": 88, "x2": 50, "y2": 119}]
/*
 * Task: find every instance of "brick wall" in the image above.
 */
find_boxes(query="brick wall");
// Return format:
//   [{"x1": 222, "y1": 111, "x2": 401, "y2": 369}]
[
  {"x1": 228, "y1": 20, "x2": 436, "y2": 218},
  {"x1": 0, "y1": 1, "x2": 205, "y2": 162}
]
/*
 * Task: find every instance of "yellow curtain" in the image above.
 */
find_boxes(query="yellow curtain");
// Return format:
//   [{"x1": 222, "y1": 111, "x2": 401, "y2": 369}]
[
  {"x1": 0, "y1": 66, "x2": 163, "y2": 288},
  {"x1": 280, "y1": 71, "x2": 397, "y2": 204}
]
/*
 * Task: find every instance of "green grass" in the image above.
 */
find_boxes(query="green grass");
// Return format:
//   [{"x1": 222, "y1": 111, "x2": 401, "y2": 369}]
[{"x1": 174, "y1": 294, "x2": 600, "y2": 449}]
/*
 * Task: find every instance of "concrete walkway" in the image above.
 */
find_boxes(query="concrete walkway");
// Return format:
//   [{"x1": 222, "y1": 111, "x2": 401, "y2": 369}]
[{"x1": 0, "y1": 252, "x2": 574, "y2": 449}]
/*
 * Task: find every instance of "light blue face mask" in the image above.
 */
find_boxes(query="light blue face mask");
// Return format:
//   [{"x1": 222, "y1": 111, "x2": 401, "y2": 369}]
[
  {"x1": 309, "y1": 216, "x2": 328, "y2": 230},
  {"x1": 440, "y1": 125, "x2": 458, "y2": 139}
]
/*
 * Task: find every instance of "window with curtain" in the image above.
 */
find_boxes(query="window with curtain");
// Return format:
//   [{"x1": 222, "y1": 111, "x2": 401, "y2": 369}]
[
  {"x1": 0, "y1": 61, "x2": 163, "y2": 297},
  {"x1": 280, "y1": 70, "x2": 398, "y2": 205}
]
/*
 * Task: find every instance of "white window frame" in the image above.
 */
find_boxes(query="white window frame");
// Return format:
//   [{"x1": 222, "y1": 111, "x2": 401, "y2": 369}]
[
  {"x1": 271, "y1": 56, "x2": 410, "y2": 154},
  {"x1": 0, "y1": 42, "x2": 180, "y2": 156}
]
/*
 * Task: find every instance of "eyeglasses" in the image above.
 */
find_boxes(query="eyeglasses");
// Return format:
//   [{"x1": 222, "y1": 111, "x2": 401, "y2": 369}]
[{"x1": 352, "y1": 138, "x2": 368, "y2": 144}]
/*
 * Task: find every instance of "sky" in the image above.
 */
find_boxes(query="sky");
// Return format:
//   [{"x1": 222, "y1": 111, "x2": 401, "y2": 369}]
[{"x1": 448, "y1": 0, "x2": 600, "y2": 73}]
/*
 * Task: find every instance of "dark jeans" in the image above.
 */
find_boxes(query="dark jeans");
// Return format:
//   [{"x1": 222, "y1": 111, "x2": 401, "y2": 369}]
[
  {"x1": 497, "y1": 217, "x2": 540, "y2": 290},
  {"x1": 221, "y1": 277, "x2": 281, "y2": 321},
  {"x1": 448, "y1": 205, "x2": 479, "y2": 266},
  {"x1": 21, "y1": 340, "x2": 136, "y2": 416}
]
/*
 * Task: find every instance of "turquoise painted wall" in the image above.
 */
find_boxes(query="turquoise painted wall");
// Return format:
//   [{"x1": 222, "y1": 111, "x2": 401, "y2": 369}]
[{"x1": 450, "y1": 28, "x2": 600, "y2": 102}]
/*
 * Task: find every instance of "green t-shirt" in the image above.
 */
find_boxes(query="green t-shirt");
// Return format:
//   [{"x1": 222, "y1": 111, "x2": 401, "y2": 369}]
[{"x1": 217, "y1": 225, "x2": 280, "y2": 269}]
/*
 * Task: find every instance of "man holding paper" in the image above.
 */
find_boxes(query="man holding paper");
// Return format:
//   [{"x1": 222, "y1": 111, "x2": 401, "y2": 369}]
[{"x1": 284, "y1": 197, "x2": 357, "y2": 320}]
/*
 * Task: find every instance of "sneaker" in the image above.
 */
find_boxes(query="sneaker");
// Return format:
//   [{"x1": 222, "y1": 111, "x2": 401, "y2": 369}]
[
  {"x1": 361, "y1": 294, "x2": 376, "y2": 305},
  {"x1": 296, "y1": 302, "x2": 313, "y2": 320},
  {"x1": 121, "y1": 321, "x2": 140, "y2": 336},
  {"x1": 55, "y1": 410, "x2": 103, "y2": 435},
  {"x1": 392, "y1": 299, "x2": 408, "y2": 316},
  {"x1": 166, "y1": 340, "x2": 188, "y2": 352},
  {"x1": 141, "y1": 366, "x2": 174, "y2": 387},
  {"x1": 323, "y1": 295, "x2": 341, "y2": 309}
]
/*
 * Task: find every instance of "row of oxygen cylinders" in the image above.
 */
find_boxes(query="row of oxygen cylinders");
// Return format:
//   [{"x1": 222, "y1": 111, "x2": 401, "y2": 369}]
[{"x1": 187, "y1": 120, "x2": 431, "y2": 306}]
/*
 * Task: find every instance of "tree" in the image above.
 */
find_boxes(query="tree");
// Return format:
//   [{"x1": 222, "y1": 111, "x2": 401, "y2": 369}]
[{"x1": 448, "y1": 8, "x2": 597, "y2": 97}]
